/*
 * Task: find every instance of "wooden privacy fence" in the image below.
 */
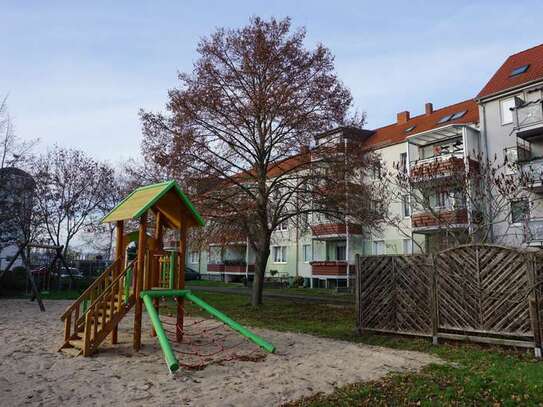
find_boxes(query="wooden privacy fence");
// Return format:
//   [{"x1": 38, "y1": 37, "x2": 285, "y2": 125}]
[{"x1": 355, "y1": 244, "x2": 543, "y2": 356}]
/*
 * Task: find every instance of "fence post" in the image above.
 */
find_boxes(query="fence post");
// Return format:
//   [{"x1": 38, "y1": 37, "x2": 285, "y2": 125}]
[
  {"x1": 430, "y1": 254, "x2": 439, "y2": 345},
  {"x1": 355, "y1": 254, "x2": 362, "y2": 335},
  {"x1": 527, "y1": 253, "x2": 542, "y2": 358}
]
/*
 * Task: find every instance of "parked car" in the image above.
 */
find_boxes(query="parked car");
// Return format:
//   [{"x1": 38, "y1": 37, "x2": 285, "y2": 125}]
[
  {"x1": 60, "y1": 267, "x2": 84, "y2": 279},
  {"x1": 185, "y1": 267, "x2": 201, "y2": 281},
  {"x1": 31, "y1": 266, "x2": 48, "y2": 276}
]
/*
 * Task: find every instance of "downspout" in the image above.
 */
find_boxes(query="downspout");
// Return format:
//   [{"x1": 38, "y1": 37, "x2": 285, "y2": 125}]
[
  {"x1": 344, "y1": 137, "x2": 350, "y2": 288},
  {"x1": 480, "y1": 102, "x2": 495, "y2": 242}
]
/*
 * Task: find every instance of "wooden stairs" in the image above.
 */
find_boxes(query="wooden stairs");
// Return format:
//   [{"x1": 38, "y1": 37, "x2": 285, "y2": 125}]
[{"x1": 59, "y1": 260, "x2": 136, "y2": 356}]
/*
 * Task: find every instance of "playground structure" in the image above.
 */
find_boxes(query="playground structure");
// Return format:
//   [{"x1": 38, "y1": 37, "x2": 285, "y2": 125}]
[
  {"x1": 59, "y1": 180, "x2": 275, "y2": 372},
  {"x1": 0, "y1": 242, "x2": 75, "y2": 312}
]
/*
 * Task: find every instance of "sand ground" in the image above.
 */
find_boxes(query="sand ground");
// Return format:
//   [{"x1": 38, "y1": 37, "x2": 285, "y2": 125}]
[{"x1": 0, "y1": 299, "x2": 441, "y2": 406}]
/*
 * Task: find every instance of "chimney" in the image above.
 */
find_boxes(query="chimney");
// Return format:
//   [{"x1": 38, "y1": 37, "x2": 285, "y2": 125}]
[
  {"x1": 397, "y1": 111, "x2": 410, "y2": 124},
  {"x1": 425, "y1": 102, "x2": 433, "y2": 115}
]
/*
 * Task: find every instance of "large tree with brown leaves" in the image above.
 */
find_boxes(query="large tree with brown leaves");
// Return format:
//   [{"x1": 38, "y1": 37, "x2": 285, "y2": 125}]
[{"x1": 141, "y1": 17, "x2": 382, "y2": 305}]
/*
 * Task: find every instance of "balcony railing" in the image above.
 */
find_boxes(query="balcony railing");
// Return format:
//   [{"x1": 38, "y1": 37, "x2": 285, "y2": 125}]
[
  {"x1": 207, "y1": 263, "x2": 225, "y2": 272},
  {"x1": 409, "y1": 155, "x2": 478, "y2": 183},
  {"x1": 207, "y1": 262, "x2": 255, "y2": 273},
  {"x1": 514, "y1": 101, "x2": 543, "y2": 140},
  {"x1": 520, "y1": 158, "x2": 543, "y2": 189},
  {"x1": 411, "y1": 208, "x2": 469, "y2": 230},
  {"x1": 311, "y1": 223, "x2": 362, "y2": 237},
  {"x1": 310, "y1": 261, "x2": 354, "y2": 276},
  {"x1": 525, "y1": 219, "x2": 543, "y2": 243}
]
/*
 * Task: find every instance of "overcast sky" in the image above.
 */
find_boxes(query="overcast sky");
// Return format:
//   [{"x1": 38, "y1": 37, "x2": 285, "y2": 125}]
[{"x1": 2, "y1": 0, "x2": 543, "y2": 164}]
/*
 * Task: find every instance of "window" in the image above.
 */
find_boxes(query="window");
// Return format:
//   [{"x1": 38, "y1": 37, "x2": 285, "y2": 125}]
[
  {"x1": 189, "y1": 251, "x2": 199, "y2": 263},
  {"x1": 399, "y1": 152, "x2": 407, "y2": 173},
  {"x1": 277, "y1": 220, "x2": 288, "y2": 231},
  {"x1": 272, "y1": 246, "x2": 287, "y2": 263},
  {"x1": 511, "y1": 199, "x2": 529, "y2": 224},
  {"x1": 510, "y1": 64, "x2": 530, "y2": 77},
  {"x1": 401, "y1": 195, "x2": 411, "y2": 217},
  {"x1": 372, "y1": 240, "x2": 385, "y2": 255},
  {"x1": 336, "y1": 243, "x2": 346, "y2": 261},
  {"x1": 403, "y1": 239, "x2": 413, "y2": 255},
  {"x1": 405, "y1": 125, "x2": 416, "y2": 133},
  {"x1": 437, "y1": 114, "x2": 453, "y2": 124},
  {"x1": 303, "y1": 244, "x2": 312, "y2": 262},
  {"x1": 450, "y1": 110, "x2": 467, "y2": 120},
  {"x1": 501, "y1": 97, "x2": 517, "y2": 125}
]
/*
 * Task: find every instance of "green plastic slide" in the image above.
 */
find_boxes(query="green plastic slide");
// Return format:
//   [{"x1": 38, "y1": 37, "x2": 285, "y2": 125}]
[{"x1": 140, "y1": 289, "x2": 276, "y2": 373}]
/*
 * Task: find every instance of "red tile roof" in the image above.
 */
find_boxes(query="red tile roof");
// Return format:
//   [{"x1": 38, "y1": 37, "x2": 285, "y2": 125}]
[
  {"x1": 363, "y1": 99, "x2": 479, "y2": 150},
  {"x1": 477, "y1": 43, "x2": 543, "y2": 99}
]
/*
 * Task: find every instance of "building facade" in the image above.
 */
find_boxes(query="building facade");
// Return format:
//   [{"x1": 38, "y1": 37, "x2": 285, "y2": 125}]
[{"x1": 185, "y1": 43, "x2": 543, "y2": 286}]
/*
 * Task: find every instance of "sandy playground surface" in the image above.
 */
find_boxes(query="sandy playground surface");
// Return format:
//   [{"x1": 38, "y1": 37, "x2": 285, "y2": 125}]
[{"x1": 0, "y1": 299, "x2": 441, "y2": 406}]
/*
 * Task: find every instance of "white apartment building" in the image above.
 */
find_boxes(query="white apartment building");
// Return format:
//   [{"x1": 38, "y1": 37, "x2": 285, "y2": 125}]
[{"x1": 185, "y1": 43, "x2": 543, "y2": 287}]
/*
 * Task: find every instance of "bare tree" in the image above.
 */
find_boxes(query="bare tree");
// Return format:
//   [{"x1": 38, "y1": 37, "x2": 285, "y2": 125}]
[
  {"x1": 140, "y1": 17, "x2": 382, "y2": 305},
  {"x1": 80, "y1": 170, "x2": 131, "y2": 259},
  {"x1": 0, "y1": 95, "x2": 38, "y2": 169},
  {"x1": 31, "y1": 146, "x2": 115, "y2": 257}
]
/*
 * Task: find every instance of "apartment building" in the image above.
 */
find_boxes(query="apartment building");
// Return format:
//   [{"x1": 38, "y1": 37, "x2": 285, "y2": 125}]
[
  {"x1": 185, "y1": 43, "x2": 543, "y2": 287},
  {"x1": 476, "y1": 44, "x2": 543, "y2": 246}
]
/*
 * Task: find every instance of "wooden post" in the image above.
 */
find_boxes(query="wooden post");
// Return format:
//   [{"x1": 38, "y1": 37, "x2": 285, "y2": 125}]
[
  {"x1": 133, "y1": 212, "x2": 147, "y2": 351},
  {"x1": 430, "y1": 254, "x2": 439, "y2": 345},
  {"x1": 527, "y1": 254, "x2": 542, "y2": 358},
  {"x1": 354, "y1": 254, "x2": 362, "y2": 335},
  {"x1": 111, "y1": 220, "x2": 124, "y2": 345},
  {"x1": 176, "y1": 218, "x2": 187, "y2": 342},
  {"x1": 151, "y1": 213, "x2": 163, "y2": 337}
]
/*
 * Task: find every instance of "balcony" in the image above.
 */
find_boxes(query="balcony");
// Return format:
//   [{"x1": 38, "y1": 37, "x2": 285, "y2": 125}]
[
  {"x1": 207, "y1": 263, "x2": 225, "y2": 273},
  {"x1": 409, "y1": 155, "x2": 478, "y2": 184},
  {"x1": 411, "y1": 208, "x2": 469, "y2": 232},
  {"x1": 521, "y1": 157, "x2": 543, "y2": 192},
  {"x1": 514, "y1": 101, "x2": 543, "y2": 140},
  {"x1": 311, "y1": 223, "x2": 362, "y2": 238},
  {"x1": 224, "y1": 263, "x2": 255, "y2": 274},
  {"x1": 207, "y1": 262, "x2": 255, "y2": 273},
  {"x1": 310, "y1": 261, "x2": 355, "y2": 277}
]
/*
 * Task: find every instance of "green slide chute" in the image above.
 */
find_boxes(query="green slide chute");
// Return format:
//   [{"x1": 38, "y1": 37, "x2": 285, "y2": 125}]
[{"x1": 140, "y1": 289, "x2": 276, "y2": 373}]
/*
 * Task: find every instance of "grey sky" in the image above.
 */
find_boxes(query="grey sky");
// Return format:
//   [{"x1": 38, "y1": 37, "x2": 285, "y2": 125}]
[{"x1": 2, "y1": 0, "x2": 542, "y2": 163}]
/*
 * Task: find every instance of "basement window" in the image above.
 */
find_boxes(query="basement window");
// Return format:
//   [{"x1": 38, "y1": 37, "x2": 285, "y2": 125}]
[{"x1": 510, "y1": 64, "x2": 530, "y2": 77}]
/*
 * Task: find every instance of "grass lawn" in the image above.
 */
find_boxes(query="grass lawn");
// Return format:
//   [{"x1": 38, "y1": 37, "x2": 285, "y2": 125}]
[
  {"x1": 179, "y1": 291, "x2": 543, "y2": 406},
  {"x1": 186, "y1": 279, "x2": 354, "y2": 299}
]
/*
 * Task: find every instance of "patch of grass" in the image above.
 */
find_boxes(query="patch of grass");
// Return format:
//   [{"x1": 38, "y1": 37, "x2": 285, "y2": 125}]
[
  {"x1": 173, "y1": 291, "x2": 543, "y2": 406},
  {"x1": 186, "y1": 279, "x2": 354, "y2": 299},
  {"x1": 186, "y1": 280, "x2": 244, "y2": 288}
]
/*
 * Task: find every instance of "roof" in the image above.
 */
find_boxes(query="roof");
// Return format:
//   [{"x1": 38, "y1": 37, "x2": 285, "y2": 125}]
[
  {"x1": 363, "y1": 99, "x2": 479, "y2": 150},
  {"x1": 315, "y1": 126, "x2": 374, "y2": 140},
  {"x1": 101, "y1": 180, "x2": 205, "y2": 228},
  {"x1": 477, "y1": 43, "x2": 543, "y2": 99}
]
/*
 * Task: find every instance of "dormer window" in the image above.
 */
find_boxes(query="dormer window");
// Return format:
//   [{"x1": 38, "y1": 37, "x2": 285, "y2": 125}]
[
  {"x1": 437, "y1": 114, "x2": 453, "y2": 124},
  {"x1": 510, "y1": 64, "x2": 530, "y2": 77},
  {"x1": 450, "y1": 110, "x2": 467, "y2": 120},
  {"x1": 405, "y1": 125, "x2": 416, "y2": 133}
]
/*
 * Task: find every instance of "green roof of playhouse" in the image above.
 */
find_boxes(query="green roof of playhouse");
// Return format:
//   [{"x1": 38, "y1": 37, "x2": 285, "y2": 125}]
[{"x1": 101, "y1": 180, "x2": 204, "y2": 229}]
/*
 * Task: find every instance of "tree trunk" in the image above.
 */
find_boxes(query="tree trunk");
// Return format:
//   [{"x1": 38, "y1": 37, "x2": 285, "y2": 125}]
[{"x1": 251, "y1": 239, "x2": 270, "y2": 306}]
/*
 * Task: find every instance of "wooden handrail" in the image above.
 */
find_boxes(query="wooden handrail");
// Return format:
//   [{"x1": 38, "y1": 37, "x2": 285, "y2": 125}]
[
  {"x1": 83, "y1": 260, "x2": 136, "y2": 318},
  {"x1": 60, "y1": 258, "x2": 120, "y2": 320}
]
